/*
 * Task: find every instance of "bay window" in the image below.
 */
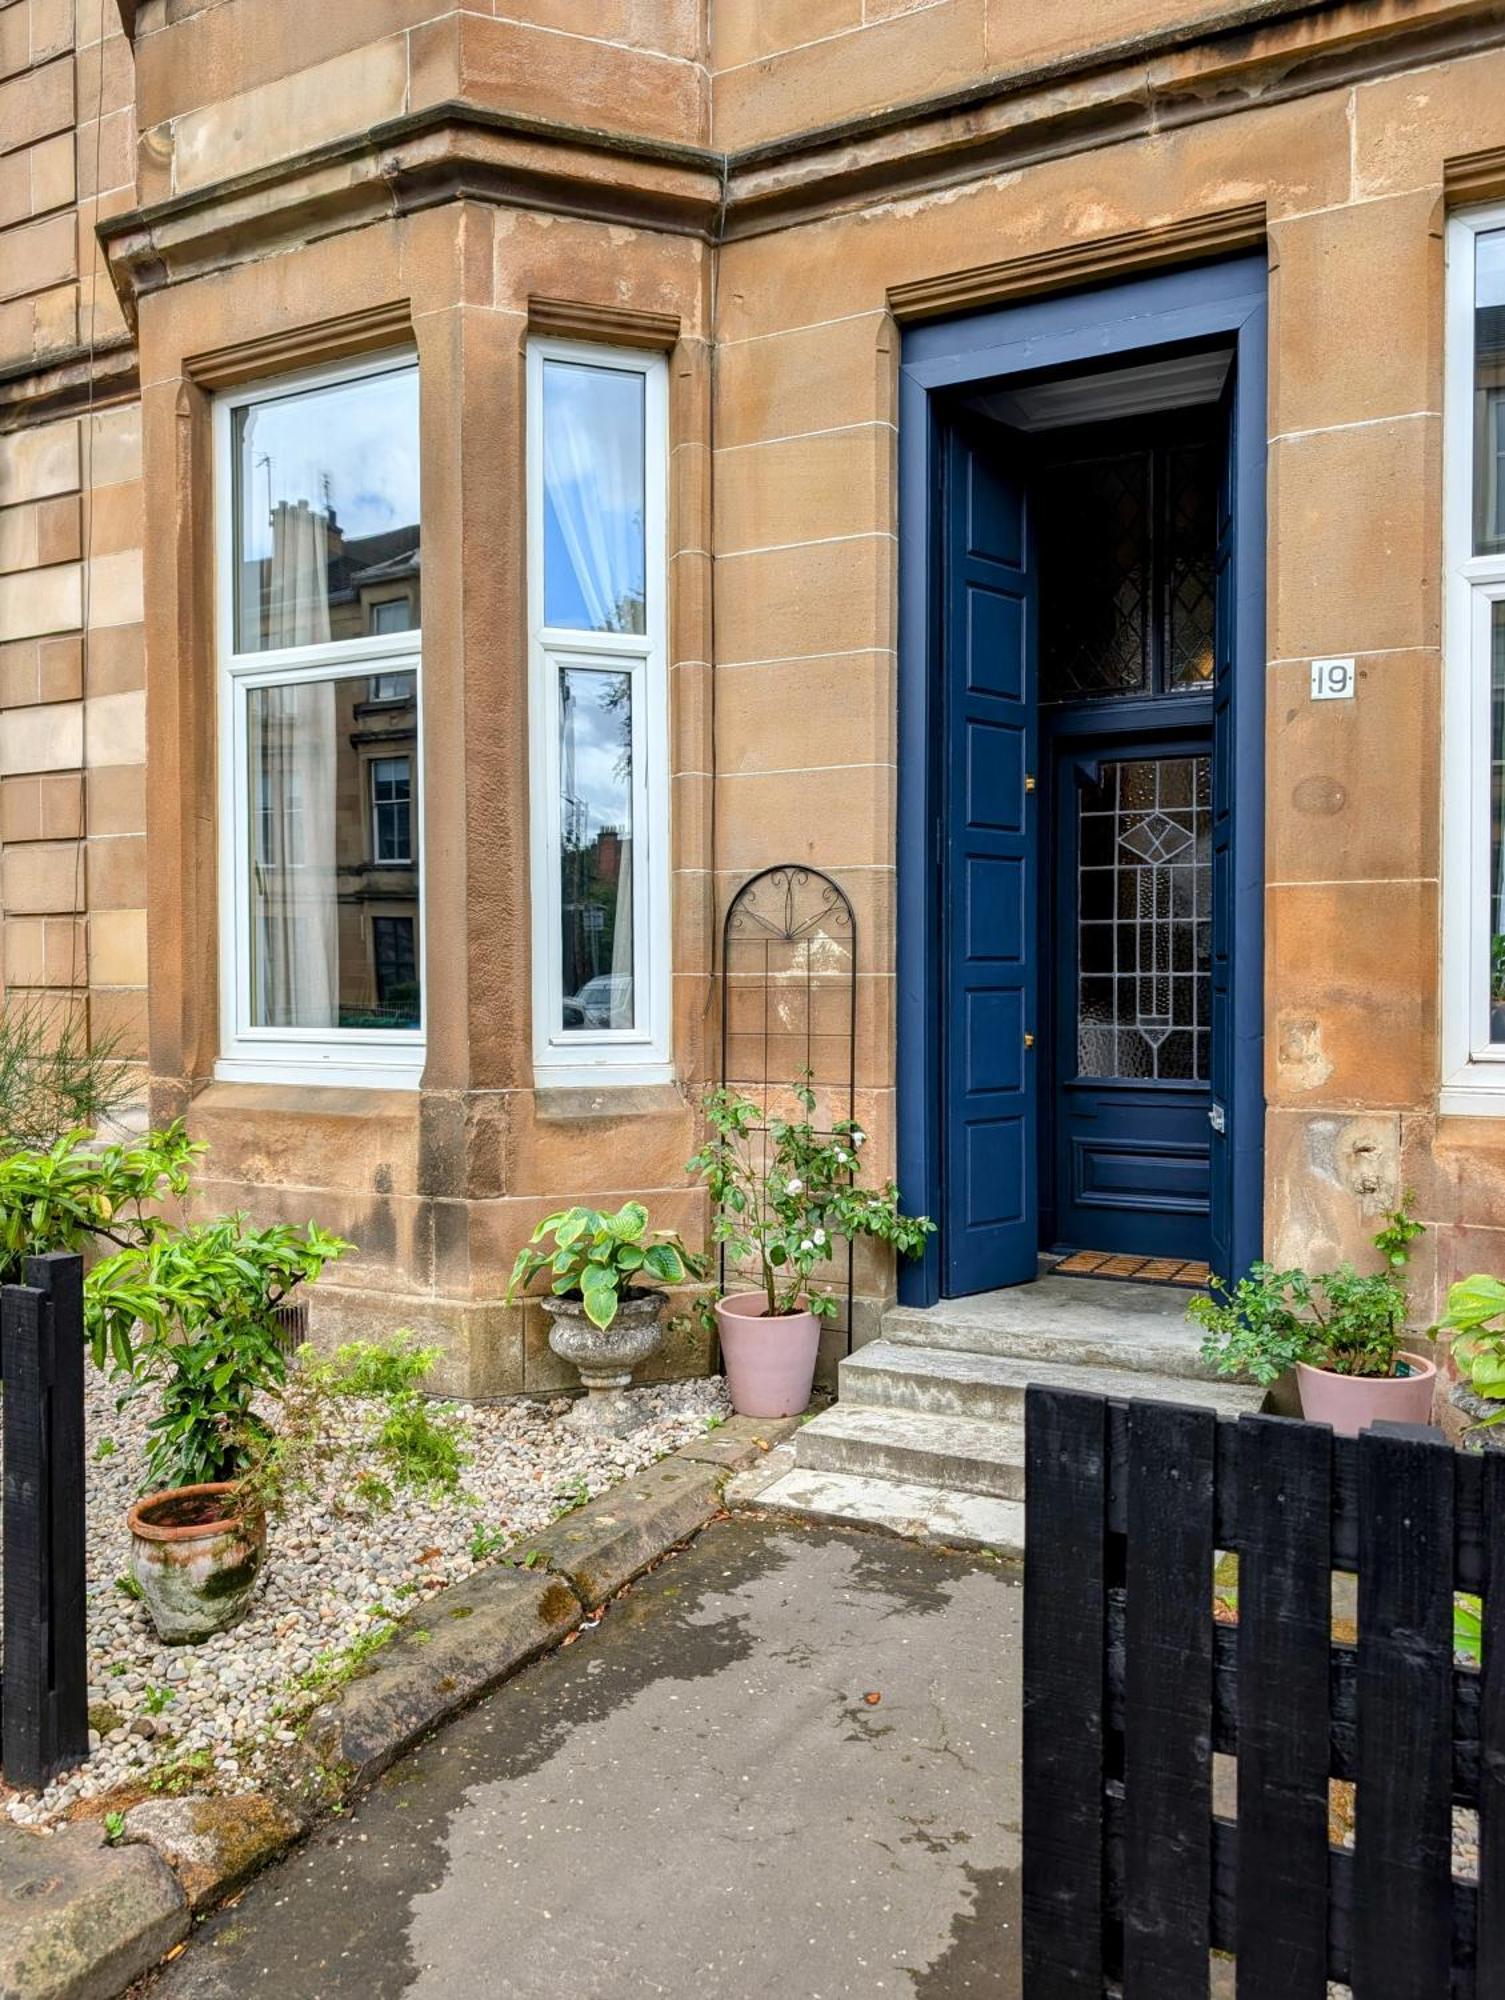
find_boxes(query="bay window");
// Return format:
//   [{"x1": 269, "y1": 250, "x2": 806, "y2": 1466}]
[
  {"x1": 216, "y1": 352, "x2": 424, "y2": 1087},
  {"x1": 526, "y1": 340, "x2": 670, "y2": 1084}
]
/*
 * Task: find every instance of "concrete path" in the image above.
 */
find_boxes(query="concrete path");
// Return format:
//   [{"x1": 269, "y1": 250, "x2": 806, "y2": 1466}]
[{"x1": 146, "y1": 1517, "x2": 1023, "y2": 2000}]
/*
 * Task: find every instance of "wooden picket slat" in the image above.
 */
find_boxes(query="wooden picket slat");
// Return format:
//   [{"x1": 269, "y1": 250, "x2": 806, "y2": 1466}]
[
  {"x1": 1352, "y1": 1424, "x2": 1457, "y2": 1999},
  {"x1": 1022, "y1": 1386, "x2": 1108, "y2": 1998},
  {"x1": 0, "y1": 1257, "x2": 88, "y2": 1793},
  {"x1": 1233, "y1": 1413, "x2": 1332, "y2": 1999},
  {"x1": 1478, "y1": 1448, "x2": 1505, "y2": 1992},
  {"x1": 1121, "y1": 1400, "x2": 1215, "y2": 1998}
]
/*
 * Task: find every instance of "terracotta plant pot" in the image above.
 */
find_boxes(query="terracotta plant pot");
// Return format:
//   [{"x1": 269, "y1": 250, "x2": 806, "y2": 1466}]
[
  {"x1": 539, "y1": 1289, "x2": 666, "y2": 1434},
  {"x1": 1295, "y1": 1352, "x2": 1437, "y2": 1437},
  {"x1": 715, "y1": 1290, "x2": 820, "y2": 1418},
  {"x1": 127, "y1": 1482, "x2": 266, "y2": 1645}
]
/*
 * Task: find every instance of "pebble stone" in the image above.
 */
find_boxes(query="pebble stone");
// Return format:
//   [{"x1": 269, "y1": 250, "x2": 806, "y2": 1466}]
[{"x1": 1, "y1": 1366, "x2": 730, "y2": 1825}]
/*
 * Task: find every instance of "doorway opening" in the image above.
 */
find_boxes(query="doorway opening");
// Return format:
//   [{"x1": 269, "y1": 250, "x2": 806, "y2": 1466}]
[{"x1": 898, "y1": 259, "x2": 1267, "y2": 1307}]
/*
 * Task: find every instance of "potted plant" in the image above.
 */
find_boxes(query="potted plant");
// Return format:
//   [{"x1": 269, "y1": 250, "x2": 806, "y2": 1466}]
[
  {"x1": 1192, "y1": 1200, "x2": 1434, "y2": 1436},
  {"x1": 1433, "y1": 1273, "x2": 1505, "y2": 1451},
  {"x1": 686, "y1": 1081, "x2": 934, "y2": 1419},
  {"x1": 505, "y1": 1201, "x2": 700, "y2": 1432},
  {"x1": 0, "y1": 1121, "x2": 200, "y2": 1286},
  {"x1": 88, "y1": 1215, "x2": 350, "y2": 1642}
]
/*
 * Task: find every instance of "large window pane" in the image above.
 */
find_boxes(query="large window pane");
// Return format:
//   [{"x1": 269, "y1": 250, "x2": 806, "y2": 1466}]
[
  {"x1": 558, "y1": 665, "x2": 634, "y2": 1030},
  {"x1": 234, "y1": 366, "x2": 420, "y2": 652},
  {"x1": 1476, "y1": 228, "x2": 1505, "y2": 555},
  {"x1": 542, "y1": 361, "x2": 646, "y2": 635},
  {"x1": 1491, "y1": 603, "x2": 1505, "y2": 1042},
  {"x1": 247, "y1": 675, "x2": 421, "y2": 1030}
]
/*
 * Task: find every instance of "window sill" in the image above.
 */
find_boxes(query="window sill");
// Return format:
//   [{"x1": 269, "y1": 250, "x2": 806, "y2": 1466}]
[
  {"x1": 1440, "y1": 1064, "x2": 1505, "y2": 1118},
  {"x1": 533, "y1": 1077, "x2": 681, "y2": 1122},
  {"x1": 215, "y1": 1054, "x2": 424, "y2": 1092}
]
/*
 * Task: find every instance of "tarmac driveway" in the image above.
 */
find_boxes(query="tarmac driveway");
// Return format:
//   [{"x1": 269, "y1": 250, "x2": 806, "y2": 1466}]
[{"x1": 147, "y1": 1515, "x2": 1022, "y2": 2000}]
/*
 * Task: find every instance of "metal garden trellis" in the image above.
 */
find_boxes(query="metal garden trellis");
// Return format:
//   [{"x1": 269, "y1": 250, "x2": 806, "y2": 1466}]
[{"x1": 718, "y1": 864, "x2": 859, "y2": 1354}]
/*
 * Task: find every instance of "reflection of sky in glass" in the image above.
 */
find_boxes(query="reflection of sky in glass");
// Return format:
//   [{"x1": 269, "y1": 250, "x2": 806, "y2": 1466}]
[
  {"x1": 237, "y1": 367, "x2": 419, "y2": 561},
  {"x1": 542, "y1": 363, "x2": 645, "y2": 634},
  {"x1": 561, "y1": 668, "x2": 631, "y2": 842},
  {"x1": 1480, "y1": 231, "x2": 1505, "y2": 311}
]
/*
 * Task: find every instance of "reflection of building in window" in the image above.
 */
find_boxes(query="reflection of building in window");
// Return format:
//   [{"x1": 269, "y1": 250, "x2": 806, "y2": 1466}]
[
  {"x1": 370, "y1": 669, "x2": 415, "y2": 702},
  {"x1": 255, "y1": 757, "x2": 303, "y2": 866},
  {"x1": 372, "y1": 915, "x2": 418, "y2": 1015},
  {"x1": 371, "y1": 755, "x2": 412, "y2": 864},
  {"x1": 1479, "y1": 300, "x2": 1505, "y2": 552}
]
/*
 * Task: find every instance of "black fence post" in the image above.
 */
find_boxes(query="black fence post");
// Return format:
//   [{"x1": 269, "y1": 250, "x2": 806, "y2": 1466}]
[{"x1": 1, "y1": 1251, "x2": 88, "y2": 1791}]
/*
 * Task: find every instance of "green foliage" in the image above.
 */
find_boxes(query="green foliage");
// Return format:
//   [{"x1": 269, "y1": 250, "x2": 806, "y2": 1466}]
[
  {"x1": 1493, "y1": 933, "x2": 1505, "y2": 1005},
  {"x1": 88, "y1": 1215, "x2": 351, "y2": 1492},
  {"x1": 369, "y1": 1390, "x2": 468, "y2": 1500},
  {"x1": 103, "y1": 1810, "x2": 126, "y2": 1845},
  {"x1": 266, "y1": 1336, "x2": 468, "y2": 1516},
  {"x1": 506, "y1": 1200, "x2": 700, "y2": 1331},
  {"x1": 469, "y1": 1521, "x2": 508, "y2": 1563},
  {"x1": 304, "y1": 1335, "x2": 439, "y2": 1399},
  {"x1": 142, "y1": 1683, "x2": 175, "y2": 1717},
  {"x1": 293, "y1": 1619, "x2": 396, "y2": 1697},
  {"x1": 1435, "y1": 1272, "x2": 1505, "y2": 1420},
  {"x1": 0, "y1": 999, "x2": 137, "y2": 1150},
  {"x1": 114, "y1": 1572, "x2": 143, "y2": 1602},
  {"x1": 1456, "y1": 1592, "x2": 1484, "y2": 1665},
  {"x1": 685, "y1": 1079, "x2": 934, "y2": 1320},
  {"x1": 1191, "y1": 1197, "x2": 1423, "y2": 1385},
  {"x1": 0, "y1": 1123, "x2": 200, "y2": 1286}
]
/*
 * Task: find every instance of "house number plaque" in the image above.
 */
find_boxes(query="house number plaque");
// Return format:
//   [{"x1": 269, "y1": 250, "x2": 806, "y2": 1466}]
[{"x1": 1310, "y1": 656, "x2": 1356, "y2": 701}]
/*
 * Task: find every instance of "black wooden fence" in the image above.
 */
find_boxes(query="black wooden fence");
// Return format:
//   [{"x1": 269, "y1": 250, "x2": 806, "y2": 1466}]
[
  {"x1": 1022, "y1": 1386, "x2": 1504, "y2": 2000},
  {"x1": 0, "y1": 1253, "x2": 88, "y2": 1791}
]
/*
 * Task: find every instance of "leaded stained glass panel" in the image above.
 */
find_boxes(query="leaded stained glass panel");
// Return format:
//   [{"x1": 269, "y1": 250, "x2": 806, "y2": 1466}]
[
  {"x1": 1166, "y1": 442, "x2": 1216, "y2": 687},
  {"x1": 1077, "y1": 755, "x2": 1211, "y2": 1081},
  {"x1": 1038, "y1": 452, "x2": 1150, "y2": 700}
]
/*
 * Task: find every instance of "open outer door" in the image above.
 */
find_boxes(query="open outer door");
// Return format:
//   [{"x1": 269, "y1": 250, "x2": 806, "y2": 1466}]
[
  {"x1": 1207, "y1": 374, "x2": 1238, "y2": 1286},
  {"x1": 942, "y1": 414, "x2": 1038, "y2": 1294}
]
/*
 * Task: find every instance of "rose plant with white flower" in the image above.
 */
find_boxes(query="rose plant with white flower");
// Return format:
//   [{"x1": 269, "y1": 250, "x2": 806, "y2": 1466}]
[{"x1": 685, "y1": 1079, "x2": 933, "y2": 1321}]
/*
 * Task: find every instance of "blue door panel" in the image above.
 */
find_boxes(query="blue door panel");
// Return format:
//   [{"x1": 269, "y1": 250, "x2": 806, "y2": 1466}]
[{"x1": 943, "y1": 418, "x2": 1039, "y2": 1295}]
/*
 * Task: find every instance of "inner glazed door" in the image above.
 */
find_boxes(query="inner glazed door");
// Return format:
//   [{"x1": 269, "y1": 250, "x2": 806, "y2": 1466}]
[{"x1": 1036, "y1": 412, "x2": 1221, "y2": 1263}]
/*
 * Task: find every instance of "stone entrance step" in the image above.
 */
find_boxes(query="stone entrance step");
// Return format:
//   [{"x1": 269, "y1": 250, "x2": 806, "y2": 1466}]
[
  {"x1": 795, "y1": 1405, "x2": 1027, "y2": 1500},
  {"x1": 884, "y1": 1274, "x2": 1218, "y2": 1377},
  {"x1": 836, "y1": 1341, "x2": 1265, "y2": 1427},
  {"x1": 727, "y1": 1449, "x2": 1027, "y2": 1556}
]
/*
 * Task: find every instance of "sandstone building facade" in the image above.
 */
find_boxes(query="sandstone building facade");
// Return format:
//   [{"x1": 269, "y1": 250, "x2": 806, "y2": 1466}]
[{"x1": 2, "y1": 0, "x2": 1503, "y2": 1391}]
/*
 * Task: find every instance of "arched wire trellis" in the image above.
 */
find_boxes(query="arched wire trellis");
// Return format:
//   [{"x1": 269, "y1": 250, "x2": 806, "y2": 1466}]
[{"x1": 719, "y1": 865, "x2": 858, "y2": 1355}]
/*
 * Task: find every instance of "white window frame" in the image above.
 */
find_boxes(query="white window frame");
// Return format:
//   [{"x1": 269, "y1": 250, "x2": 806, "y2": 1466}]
[
  {"x1": 370, "y1": 754, "x2": 413, "y2": 866},
  {"x1": 525, "y1": 337, "x2": 672, "y2": 1088},
  {"x1": 214, "y1": 349, "x2": 425, "y2": 1091}
]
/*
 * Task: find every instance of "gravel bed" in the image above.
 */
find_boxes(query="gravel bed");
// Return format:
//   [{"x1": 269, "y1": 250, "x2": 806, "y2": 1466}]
[{"x1": 2, "y1": 1364, "x2": 730, "y2": 1826}]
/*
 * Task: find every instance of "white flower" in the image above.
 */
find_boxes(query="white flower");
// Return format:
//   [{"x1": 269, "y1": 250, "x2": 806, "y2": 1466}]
[
  {"x1": 799, "y1": 1239, "x2": 815, "y2": 1256},
  {"x1": 852, "y1": 1129, "x2": 866, "y2": 1147},
  {"x1": 786, "y1": 1177, "x2": 803, "y2": 1195},
  {"x1": 833, "y1": 1150, "x2": 849, "y2": 1166},
  {"x1": 813, "y1": 1229, "x2": 826, "y2": 1246}
]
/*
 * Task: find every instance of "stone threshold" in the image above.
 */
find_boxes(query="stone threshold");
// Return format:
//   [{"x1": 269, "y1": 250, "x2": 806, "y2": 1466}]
[{"x1": 0, "y1": 1413, "x2": 801, "y2": 2000}]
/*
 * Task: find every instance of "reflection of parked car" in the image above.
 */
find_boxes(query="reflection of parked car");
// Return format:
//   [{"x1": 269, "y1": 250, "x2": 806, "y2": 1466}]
[{"x1": 563, "y1": 974, "x2": 632, "y2": 1028}]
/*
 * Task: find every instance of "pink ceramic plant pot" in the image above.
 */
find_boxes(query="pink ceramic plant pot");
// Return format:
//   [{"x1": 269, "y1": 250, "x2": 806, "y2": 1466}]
[
  {"x1": 1295, "y1": 1352, "x2": 1438, "y2": 1437},
  {"x1": 715, "y1": 1290, "x2": 820, "y2": 1418}
]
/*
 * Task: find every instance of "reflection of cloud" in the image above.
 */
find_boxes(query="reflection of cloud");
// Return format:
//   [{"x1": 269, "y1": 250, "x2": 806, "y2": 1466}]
[{"x1": 240, "y1": 368, "x2": 419, "y2": 559}]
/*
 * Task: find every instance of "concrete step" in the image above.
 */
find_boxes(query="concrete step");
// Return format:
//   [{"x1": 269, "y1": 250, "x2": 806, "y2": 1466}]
[
  {"x1": 839, "y1": 1340, "x2": 1265, "y2": 1425},
  {"x1": 795, "y1": 1405, "x2": 1027, "y2": 1500},
  {"x1": 735, "y1": 1462, "x2": 1026, "y2": 1558},
  {"x1": 884, "y1": 1275, "x2": 1218, "y2": 1379}
]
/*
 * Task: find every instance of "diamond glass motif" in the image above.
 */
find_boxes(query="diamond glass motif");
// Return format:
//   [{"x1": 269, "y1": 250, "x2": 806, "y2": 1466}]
[{"x1": 1077, "y1": 756, "x2": 1211, "y2": 1082}]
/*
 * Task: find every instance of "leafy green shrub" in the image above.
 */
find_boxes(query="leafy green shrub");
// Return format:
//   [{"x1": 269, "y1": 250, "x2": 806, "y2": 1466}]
[
  {"x1": 1434, "y1": 1272, "x2": 1505, "y2": 1425},
  {"x1": 88, "y1": 1215, "x2": 351, "y2": 1491},
  {"x1": 1191, "y1": 1200, "x2": 1424, "y2": 1385},
  {"x1": 686, "y1": 1080, "x2": 933, "y2": 1321},
  {"x1": 288, "y1": 1335, "x2": 469, "y2": 1509},
  {"x1": 0, "y1": 999, "x2": 137, "y2": 1149},
  {"x1": 305, "y1": 1335, "x2": 439, "y2": 1398},
  {"x1": 506, "y1": 1200, "x2": 699, "y2": 1330},
  {"x1": 0, "y1": 1123, "x2": 200, "y2": 1286}
]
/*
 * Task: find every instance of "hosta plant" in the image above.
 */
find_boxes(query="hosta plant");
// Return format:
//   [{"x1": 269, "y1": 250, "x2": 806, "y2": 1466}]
[
  {"x1": 1435, "y1": 1273, "x2": 1505, "y2": 1423},
  {"x1": 686, "y1": 1080, "x2": 934, "y2": 1322},
  {"x1": 505, "y1": 1201, "x2": 700, "y2": 1331}
]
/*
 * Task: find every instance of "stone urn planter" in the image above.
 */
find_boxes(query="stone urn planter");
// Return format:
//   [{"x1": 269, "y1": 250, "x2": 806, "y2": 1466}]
[
  {"x1": 1295, "y1": 1352, "x2": 1437, "y2": 1438},
  {"x1": 1449, "y1": 1378, "x2": 1505, "y2": 1452},
  {"x1": 541, "y1": 1289, "x2": 666, "y2": 1434},
  {"x1": 127, "y1": 1483, "x2": 266, "y2": 1644},
  {"x1": 715, "y1": 1290, "x2": 820, "y2": 1419}
]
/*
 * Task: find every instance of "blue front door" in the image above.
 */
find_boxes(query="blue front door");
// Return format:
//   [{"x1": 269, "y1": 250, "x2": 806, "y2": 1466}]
[{"x1": 940, "y1": 415, "x2": 1039, "y2": 1295}]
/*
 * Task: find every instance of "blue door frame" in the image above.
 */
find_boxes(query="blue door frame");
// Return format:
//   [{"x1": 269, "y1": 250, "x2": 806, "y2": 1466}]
[{"x1": 896, "y1": 256, "x2": 1268, "y2": 1307}]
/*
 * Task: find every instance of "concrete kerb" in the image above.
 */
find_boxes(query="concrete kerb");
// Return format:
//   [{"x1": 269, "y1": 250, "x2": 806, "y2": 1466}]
[{"x1": 0, "y1": 1413, "x2": 803, "y2": 2000}]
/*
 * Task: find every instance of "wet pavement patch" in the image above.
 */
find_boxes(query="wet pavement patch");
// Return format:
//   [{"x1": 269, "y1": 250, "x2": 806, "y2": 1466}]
[{"x1": 147, "y1": 1517, "x2": 1022, "y2": 2000}]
